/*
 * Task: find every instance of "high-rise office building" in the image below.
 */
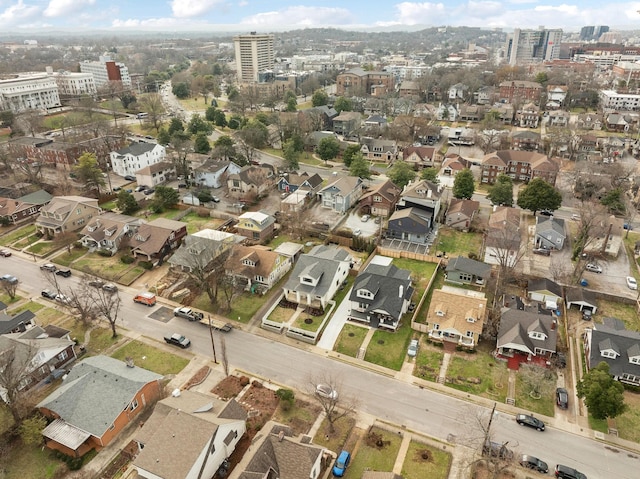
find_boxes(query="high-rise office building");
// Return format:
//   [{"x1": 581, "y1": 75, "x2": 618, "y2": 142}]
[
  {"x1": 79, "y1": 54, "x2": 131, "y2": 89},
  {"x1": 233, "y1": 32, "x2": 275, "y2": 83},
  {"x1": 505, "y1": 27, "x2": 563, "y2": 65},
  {"x1": 580, "y1": 25, "x2": 609, "y2": 41}
]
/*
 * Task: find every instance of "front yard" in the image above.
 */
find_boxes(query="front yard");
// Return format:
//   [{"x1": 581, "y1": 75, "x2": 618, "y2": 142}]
[
  {"x1": 364, "y1": 321, "x2": 414, "y2": 371},
  {"x1": 111, "y1": 340, "x2": 190, "y2": 375},
  {"x1": 345, "y1": 427, "x2": 402, "y2": 478},
  {"x1": 413, "y1": 341, "x2": 444, "y2": 382},
  {"x1": 334, "y1": 324, "x2": 369, "y2": 357},
  {"x1": 445, "y1": 346, "x2": 508, "y2": 402}
]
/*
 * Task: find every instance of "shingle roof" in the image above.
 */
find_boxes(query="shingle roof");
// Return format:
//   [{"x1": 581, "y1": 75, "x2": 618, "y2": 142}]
[
  {"x1": 588, "y1": 323, "x2": 640, "y2": 379},
  {"x1": 114, "y1": 142, "x2": 157, "y2": 157},
  {"x1": 497, "y1": 309, "x2": 558, "y2": 355},
  {"x1": 446, "y1": 256, "x2": 491, "y2": 278},
  {"x1": 283, "y1": 245, "x2": 351, "y2": 298},
  {"x1": 527, "y1": 278, "x2": 562, "y2": 298},
  {"x1": 349, "y1": 263, "x2": 413, "y2": 321},
  {"x1": 427, "y1": 289, "x2": 487, "y2": 338}
]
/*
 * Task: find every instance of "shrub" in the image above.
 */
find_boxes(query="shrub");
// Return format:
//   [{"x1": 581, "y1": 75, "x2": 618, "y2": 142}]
[
  {"x1": 139, "y1": 260, "x2": 154, "y2": 270},
  {"x1": 196, "y1": 207, "x2": 210, "y2": 218},
  {"x1": 468, "y1": 252, "x2": 478, "y2": 260},
  {"x1": 73, "y1": 241, "x2": 83, "y2": 249},
  {"x1": 120, "y1": 255, "x2": 135, "y2": 264},
  {"x1": 97, "y1": 249, "x2": 112, "y2": 257}
]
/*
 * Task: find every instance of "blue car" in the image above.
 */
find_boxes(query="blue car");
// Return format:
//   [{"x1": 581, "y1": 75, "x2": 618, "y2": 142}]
[{"x1": 332, "y1": 450, "x2": 351, "y2": 477}]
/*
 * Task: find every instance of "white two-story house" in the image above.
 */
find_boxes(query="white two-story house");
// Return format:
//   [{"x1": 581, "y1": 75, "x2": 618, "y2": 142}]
[{"x1": 110, "y1": 142, "x2": 166, "y2": 178}]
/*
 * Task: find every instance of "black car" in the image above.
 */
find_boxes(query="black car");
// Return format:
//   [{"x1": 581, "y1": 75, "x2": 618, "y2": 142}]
[
  {"x1": 582, "y1": 309, "x2": 593, "y2": 321},
  {"x1": 555, "y1": 464, "x2": 587, "y2": 479},
  {"x1": 556, "y1": 387, "x2": 569, "y2": 409},
  {"x1": 124, "y1": 175, "x2": 136, "y2": 181},
  {"x1": 41, "y1": 289, "x2": 57, "y2": 300},
  {"x1": 516, "y1": 413, "x2": 545, "y2": 431},
  {"x1": 533, "y1": 248, "x2": 551, "y2": 256},
  {"x1": 540, "y1": 210, "x2": 554, "y2": 216},
  {"x1": 143, "y1": 188, "x2": 155, "y2": 195},
  {"x1": 55, "y1": 268, "x2": 72, "y2": 278},
  {"x1": 521, "y1": 455, "x2": 549, "y2": 473},
  {"x1": 555, "y1": 352, "x2": 567, "y2": 369}
]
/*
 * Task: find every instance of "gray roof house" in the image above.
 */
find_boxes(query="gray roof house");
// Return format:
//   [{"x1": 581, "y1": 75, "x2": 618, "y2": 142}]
[
  {"x1": 348, "y1": 261, "x2": 414, "y2": 331},
  {"x1": 133, "y1": 390, "x2": 247, "y2": 479},
  {"x1": 193, "y1": 159, "x2": 242, "y2": 188},
  {"x1": 38, "y1": 355, "x2": 163, "y2": 457},
  {"x1": 565, "y1": 286, "x2": 598, "y2": 313},
  {"x1": 445, "y1": 256, "x2": 492, "y2": 287},
  {"x1": 0, "y1": 309, "x2": 35, "y2": 335},
  {"x1": 283, "y1": 245, "x2": 352, "y2": 310},
  {"x1": 168, "y1": 229, "x2": 244, "y2": 273},
  {"x1": 584, "y1": 318, "x2": 640, "y2": 386},
  {"x1": 535, "y1": 216, "x2": 566, "y2": 250},
  {"x1": 387, "y1": 207, "x2": 431, "y2": 244},
  {"x1": 318, "y1": 176, "x2": 364, "y2": 214},
  {"x1": 527, "y1": 278, "x2": 563, "y2": 308},
  {"x1": 496, "y1": 308, "x2": 558, "y2": 360}
]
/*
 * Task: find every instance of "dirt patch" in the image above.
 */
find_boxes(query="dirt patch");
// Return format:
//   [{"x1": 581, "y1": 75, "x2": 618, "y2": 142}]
[
  {"x1": 415, "y1": 448, "x2": 433, "y2": 462},
  {"x1": 183, "y1": 366, "x2": 210, "y2": 390},
  {"x1": 471, "y1": 461, "x2": 515, "y2": 479},
  {"x1": 211, "y1": 374, "x2": 249, "y2": 399},
  {"x1": 365, "y1": 430, "x2": 391, "y2": 449}
]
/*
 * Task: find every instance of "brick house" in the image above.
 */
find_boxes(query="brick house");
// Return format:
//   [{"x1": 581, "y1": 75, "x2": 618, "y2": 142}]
[
  {"x1": 0, "y1": 189, "x2": 52, "y2": 225},
  {"x1": 480, "y1": 150, "x2": 558, "y2": 185},
  {"x1": 499, "y1": 80, "x2": 543, "y2": 104},
  {"x1": 336, "y1": 68, "x2": 395, "y2": 97},
  {"x1": 358, "y1": 179, "x2": 401, "y2": 217},
  {"x1": 129, "y1": 218, "x2": 187, "y2": 261}
]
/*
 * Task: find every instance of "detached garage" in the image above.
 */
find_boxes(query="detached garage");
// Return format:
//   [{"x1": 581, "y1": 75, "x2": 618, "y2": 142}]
[
  {"x1": 566, "y1": 286, "x2": 598, "y2": 314},
  {"x1": 527, "y1": 278, "x2": 563, "y2": 309}
]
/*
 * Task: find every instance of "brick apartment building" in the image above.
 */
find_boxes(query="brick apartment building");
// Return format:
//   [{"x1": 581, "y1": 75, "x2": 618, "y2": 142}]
[
  {"x1": 499, "y1": 81, "x2": 543, "y2": 104},
  {"x1": 336, "y1": 68, "x2": 395, "y2": 97},
  {"x1": 481, "y1": 150, "x2": 558, "y2": 185}
]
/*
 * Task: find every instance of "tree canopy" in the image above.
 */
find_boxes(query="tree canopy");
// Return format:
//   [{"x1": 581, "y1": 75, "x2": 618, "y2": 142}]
[
  {"x1": 387, "y1": 161, "x2": 415, "y2": 189},
  {"x1": 282, "y1": 138, "x2": 300, "y2": 171},
  {"x1": 420, "y1": 167, "x2": 439, "y2": 184},
  {"x1": 317, "y1": 137, "x2": 341, "y2": 164},
  {"x1": 516, "y1": 177, "x2": 562, "y2": 214},
  {"x1": 73, "y1": 153, "x2": 105, "y2": 196},
  {"x1": 577, "y1": 362, "x2": 626, "y2": 420},
  {"x1": 349, "y1": 153, "x2": 371, "y2": 179},
  {"x1": 487, "y1": 174, "x2": 514, "y2": 207},
  {"x1": 194, "y1": 133, "x2": 211, "y2": 154},
  {"x1": 342, "y1": 144, "x2": 361, "y2": 167},
  {"x1": 333, "y1": 96, "x2": 353, "y2": 114},
  {"x1": 311, "y1": 89, "x2": 329, "y2": 107},
  {"x1": 151, "y1": 186, "x2": 180, "y2": 213},
  {"x1": 452, "y1": 169, "x2": 475, "y2": 200},
  {"x1": 116, "y1": 190, "x2": 139, "y2": 215}
]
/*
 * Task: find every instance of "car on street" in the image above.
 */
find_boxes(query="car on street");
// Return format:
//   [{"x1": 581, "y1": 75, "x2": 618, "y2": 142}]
[
  {"x1": 520, "y1": 455, "x2": 549, "y2": 473},
  {"x1": 571, "y1": 214, "x2": 580, "y2": 221},
  {"x1": 103, "y1": 283, "x2": 118, "y2": 293},
  {"x1": 164, "y1": 333, "x2": 191, "y2": 348},
  {"x1": 174, "y1": 307, "x2": 204, "y2": 321},
  {"x1": 135, "y1": 185, "x2": 147, "y2": 192},
  {"x1": 55, "y1": 293, "x2": 71, "y2": 305},
  {"x1": 332, "y1": 450, "x2": 351, "y2": 477},
  {"x1": 407, "y1": 339, "x2": 419, "y2": 357},
  {"x1": 0, "y1": 249, "x2": 12, "y2": 257},
  {"x1": 55, "y1": 268, "x2": 72, "y2": 278},
  {"x1": 585, "y1": 263, "x2": 602, "y2": 273},
  {"x1": 482, "y1": 440, "x2": 514, "y2": 460},
  {"x1": 143, "y1": 188, "x2": 155, "y2": 195},
  {"x1": 627, "y1": 276, "x2": 638, "y2": 290},
  {"x1": 41, "y1": 289, "x2": 57, "y2": 300},
  {"x1": 539, "y1": 210, "x2": 554, "y2": 216},
  {"x1": 316, "y1": 384, "x2": 338, "y2": 401},
  {"x1": 555, "y1": 464, "x2": 587, "y2": 479},
  {"x1": 361, "y1": 214, "x2": 370, "y2": 222},
  {"x1": 516, "y1": 413, "x2": 545, "y2": 431},
  {"x1": 353, "y1": 229, "x2": 361, "y2": 236},
  {"x1": 0, "y1": 274, "x2": 18, "y2": 284},
  {"x1": 40, "y1": 263, "x2": 57, "y2": 272},
  {"x1": 89, "y1": 280, "x2": 105, "y2": 288},
  {"x1": 556, "y1": 387, "x2": 569, "y2": 409}
]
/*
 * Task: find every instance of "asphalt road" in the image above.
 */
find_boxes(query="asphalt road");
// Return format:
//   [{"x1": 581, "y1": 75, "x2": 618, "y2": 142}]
[{"x1": 3, "y1": 254, "x2": 638, "y2": 478}]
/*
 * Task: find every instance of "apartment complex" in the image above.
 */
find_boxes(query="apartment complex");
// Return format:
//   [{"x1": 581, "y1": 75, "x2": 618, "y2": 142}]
[
  {"x1": 48, "y1": 69, "x2": 96, "y2": 97},
  {"x1": 481, "y1": 150, "x2": 559, "y2": 185},
  {"x1": 79, "y1": 54, "x2": 131, "y2": 89},
  {"x1": 233, "y1": 33, "x2": 275, "y2": 83},
  {"x1": 599, "y1": 90, "x2": 640, "y2": 112},
  {"x1": 336, "y1": 67, "x2": 395, "y2": 97},
  {"x1": 0, "y1": 74, "x2": 61, "y2": 113},
  {"x1": 505, "y1": 27, "x2": 562, "y2": 65}
]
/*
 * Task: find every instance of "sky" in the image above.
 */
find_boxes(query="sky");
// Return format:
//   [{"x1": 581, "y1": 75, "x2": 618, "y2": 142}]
[{"x1": 0, "y1": 0, "x2": 639, "y2": 33}]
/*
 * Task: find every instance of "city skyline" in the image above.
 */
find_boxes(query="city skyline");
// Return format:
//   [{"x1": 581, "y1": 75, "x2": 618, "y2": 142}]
[{"x1": 0, "y1": 0, "x2": 639, "y2": 33}]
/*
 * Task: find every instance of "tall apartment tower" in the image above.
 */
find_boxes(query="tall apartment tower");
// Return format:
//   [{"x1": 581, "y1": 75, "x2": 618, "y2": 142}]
[
  {"x1": 580, "y1": 25, "x2": 609, "y2": 41},
  {"x1": 79, "y1": 54, "x2": 131, "y2": 89},
  {"x1": 505, "y1": 27, "x2": 563, "y2": 65},
  {"x1": 233, "y1": 32, "x2": 275, "y2": 82}
]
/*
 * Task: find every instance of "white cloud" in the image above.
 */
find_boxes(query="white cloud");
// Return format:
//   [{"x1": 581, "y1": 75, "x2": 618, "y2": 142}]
[
  {"x1": 0, "y1": 0, "x2": 41, "y2": 27},
  {"x1": 112, "y1": 17, "x2": 186, "y2": 28},
  {"x1": 238, "y1": 0, "x2": 248, "y2": 6},
  {"x1": 170, "y1": 0, "x2": 225, "y2": 18},
  {"x1": 44, "y1": 0, "x2": 95, "y2": 18},
  {"x1": 241, "y1": 5, "x2": 354, "y2": 26}
]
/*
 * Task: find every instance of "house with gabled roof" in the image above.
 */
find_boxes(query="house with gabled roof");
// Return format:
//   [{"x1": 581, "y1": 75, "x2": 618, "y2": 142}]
[
  {"x1": 277, "y1": 171, "x2": 323, "y2": 195},
  {"x1": 237, "y1": 211, "x2": 276, "y2": 243},
  {"x1": 565, "y1": 286, "x2": 597, "y2": 314},
  {"x1": 402, "y1": 145, "x2": 437, "y2": 169},
  {"x1": 535, "y1": 216, "x2": 566, "y2": 250},
  {"x1": 332, "y1": 111, "x2": 361, "y2": 137},
  {"x1": 360, "y1": 137, "x2": 398, "y2": 162},
  {"x1": 527, "y1": 278, "x2": 563, "y2": 309},
  {"x1": 348, "y1": 260, "x2": 413, "y2": 331},
  {"x1": 38, "y1": 355, "x2": 162, "y2": 457},
  {"x1": 133, "y1": 390, "x2": 247, "y2": 479},
  {"x1": 445, "y1": 256, "x2": 491, "y2": 287},
  {"x1": 135, "y1": 161, "x2": 175, "y2": 188},
  {"x1": 444, "y1": 198, "x2": 479, "y2": 231},
  {"x1": 35, "y1": 195, "x2": 101, "y2": 236},
  {"x1": 438, "y1": 154, "x2": 472, "y2": 188},
  {"x1": 110, "y1": 141, "x2": 166, "y2": 178},
  {"x1": 584, "y1": 317, "x2": 640, "y2": 386},
  {"x1": 168, "y1": 229, "x2": 243, "y2": 273},
  {"x1": 129, "y1": 217, "x2": 187, "y2": 261},
  {"x1": 425, "y1": 288, "x2": 487, "y2": 350},
  {"x1": 511, "y1": 130, "x2": 541, "y2": 151},
  {"x1": 193, "y1": 159, "x2": 242, "y2": 189},
  {"x1": 0, "y1": 308, "x2": 35, "y2": 335},
  {"x1": 226, "y1": 244, "x2": 292, "y2": 293},
  {"x1": 79, "y1": 212, "x2": 144, "y2": 254},
  {"x1": 496, "y1": 308, "x2": 558, "y2": 366},
  {"x1": 318, "y1": 176, "x2": 364, "y2": 214},
  {"x1": 547, "y1": 110, "x2": 570, "y2": 127},
  {"x1": 516, "y1": 102, "x2": 540, "y2": 128},
  {"x1": 283, "y1": 245, "x2": 352, "y2": 310},
  {"x1": 387, "y1": 208, "x2": 430, "y2": 243},
  {"x1": 227, "y1": 165, "x2": 275, "y2": 199},
  {"x1": 358, "y1": 179, "x2": 401, "y2": 217},
  {"x1": 0, "y1": 189, "x2": 52, "y2": 225},
  {"x1": 484, "y1": 206, "x2": 521, "y2": 266},
  {"x1": 583, "y1": 214, "x2": 624, "y2": 257},
  {"x1": 576, "y1": 113, "x2": 603, "y2": 130}
]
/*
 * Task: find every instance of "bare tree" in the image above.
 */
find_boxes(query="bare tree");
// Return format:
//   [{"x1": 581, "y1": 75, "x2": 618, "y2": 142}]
[
  {"x1": 90, "y1": 287, "x2": 122, "y2": 338},
  {"x1": 309, "y1": 372, "x2": 359, "y2": 434},
  {"x1": 219, "y1": 336, "x2": 229, "y2": 376},
  {"x1": 570, "y1": 201, "x2": 610, "y2": 281},
  {"x1": 0, "y1": 279, "x2": 18, "y2": 300},
  {"x1": 183, "y1": 249, "x2": 231, "y2": 307},
  {"x1": 0, "y1": 343, "x2": 37, "y2": 423},
  {"x1": 42, "y1": 272, "x2": 97, "y2": 326},
  {"x1": 519, "y1": 364, "x2": 555, "y2": 400}
]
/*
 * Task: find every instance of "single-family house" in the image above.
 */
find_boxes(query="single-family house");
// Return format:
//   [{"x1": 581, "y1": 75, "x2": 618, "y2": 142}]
[
  {"x1": 527, "y1": 278, "x2": 563, "y2": 309},
  {"x1": 444, "y1": 199, "x2": 479, "y2": 231},
  {"x1": 445, "y1": 256, "x2": 491, "y2": 287},
  {"x1": 459, "y1": 104, "x2": 486, "y2": 122},
  {"x1": 360, "y1": 137, "x2": 398, "y2": 163},
  {"x1": 168, "y1": 229, "x2": 243, "y2": 273},
  {"x1": 0, "y1": 189, "x2": 52, "y2": 225},
  {"x1": 348, "y1": 261, "x2": 413, "y2": 331},
  {"x1": 475, "y1": 86, "x2": 494, "y2": 105},
  {"x1": 225, "y1": 244, "x2": 291, "y2": 293},
  {"x1": 583, "y1": 214, "x2": 624, "y2": 257},
  {"x1": 535, "y1": 216, "x2": 565, "y2": 250},
  {"x1": 193, "y1": 159, "x2": 242, "y2": 189},
  {"x1": 511, "y1": 131, "x2": 541, "y2": 151},
  {"x1": 399, "y1": 80, "x2": 421, "y2": 97},
  {"x1": 387, "y1": 208, "x2": 430, "y2": 243},
  {"x1": 402, "y1": 145, "x2": 437, "y2": 169},
  {"x1": 484, "y1": 206, "x2": 521, "y2": 266},
  {"x1": 79, "y1": 212, "x2": 144, "y2": 254},
  {"x1": 277, "y1": 172, "x2": 323, "y2": 195},
  {"x1": 364, "y1": 115, "x2": 388, "y2": 128},
  {"x1": 425, "y1": 288, "x2": 487, "y2": 349},
  {"x1": 135, "y1": 161, "x2": 176, "y2": 188},
  {"x1": 232, "y1": 421, "x2": 326, "y2": 479},
  {"x1": 35, "y1": 196, "x2": 101, "y2": 237},
  {"x1": 565, "y1": 287, "x2": 598, "y2": 314},
  {"x1": 236, "y1": 211, "x2": 276, "y2": 243},
  {"x1": 227, "y1": 165, "x2": 275, "y2": 199},
  {"x1": 547, "y1": 110, "x2": 570, "y2": 127},
  {"x1": 576, "y1": 113, "x2": 603, "y2": 130},
  {"x1": 546, "y1": 85, "x2": 568, "y2": 108},
  {"x1": 448, "y1": 83, "x2": 468, "y2": 101},
  {"x1": 129, "y1": 218, "x2": 187, "y2": 261},
  {"x1": 38, "y1": 355, "x2": 162, "y2": 457},
  {"x1": 332, "y1": 111, "x2": 361, "y2": 137},
  {"x1": 436, "y1": 103, "x2": 459, "y2": 122},
  {"x1": 447, "y1": 127, "x2": 475, "y2": 146},
  {"x1": 133, "y1": 390, "x2": 247, "y2": 479},
  {"x1": 396, "y1": 179, "x2": 442, "y2": 228},
  {"x1": 282, "y1": 245, "x2": 352, "y2": 310},
  {"x1": 110, "y1": 142, "x2": 166, "y2": 178},
  {"x1": 516, "y1": 103, "x2": 540, "y2": 128},
  {"x1": 0, "y1": 325, "x2": 76, "y2": 402},
  {"x1": 496, "y1": 308, "x2": 558, "y2": 365},
  {"x1": 358, "y1": 179, "x2": 401, "y2": 217},
  {"x1": 438, "y1": 154, "x2": 472, "y2": 188},
  {"x1": 605, "y1": 113, "x2": 632, "y2": 132},
  {"x1": 318, "y1": 176, "x2": 364, "y2": 214},
  {"x1": 0, "y1": 308, "x2": 34, "y2": 335},
  {"x1": 584, "y1": 317, "x2": 640, "y2": 386}
]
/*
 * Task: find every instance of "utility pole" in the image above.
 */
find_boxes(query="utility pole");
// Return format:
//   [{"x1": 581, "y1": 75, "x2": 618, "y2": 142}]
[
  {"x1": 484, "y1": 402, "x2": 497, "y2": 449},
  {"x1": 208, "y1": 315, "x2": 218, "y2": 363}
]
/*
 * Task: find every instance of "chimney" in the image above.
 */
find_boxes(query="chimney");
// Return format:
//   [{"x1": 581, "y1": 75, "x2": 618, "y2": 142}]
[
  {"x1": 427, "y1": 189, "x2": 432, "y2": 198},
  {"x1": 278, "y1": 430, "x2": 285, "y2": 442},
  {"x1": 399, "y1": 285, "x2": 404, "y2": 298},
  {"x1": 551, "y1": 319, "x2": 557, "y2": 331}
]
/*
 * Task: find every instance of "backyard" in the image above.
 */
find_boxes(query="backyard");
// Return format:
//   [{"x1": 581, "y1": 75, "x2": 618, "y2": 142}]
[{"x1": 433, "y1": 227, "x2": 484, "y2": 257}]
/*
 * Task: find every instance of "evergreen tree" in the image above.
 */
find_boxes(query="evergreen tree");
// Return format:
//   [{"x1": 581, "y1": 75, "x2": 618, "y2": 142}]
[{"x1": 452, "y1": 169, "x2": 475, "y2": 200}]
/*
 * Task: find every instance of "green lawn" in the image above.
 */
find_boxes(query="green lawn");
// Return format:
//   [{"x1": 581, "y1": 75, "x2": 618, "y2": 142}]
[
  {"x1": 514, "y1": 371, "x2": 556, "y2": 417},
  {"x1": 0, "y1": 293, "x2": 22, "y2": 305},
  {"x1": 612, "y1": 391, "x2": 640, "y2": 442},
  {"x1": 25, "y1": 241, "x2": 60, "y2": 255},
  {"x1": 402, "y1": 441, "x2": 452, "y2": 479},
  {"x1": 3, "y1": 444, "x2": 65, "y2": 479},
  {"x1": 13, "y1": 234, "x2": 40, "y2": 249},
  {"x1": 597, "y1": 300, "x2": 640, "y2": 332},
  {"x1": 391, "y1": 258, "x2": 438, "y2": 299},
  {"x1": 118, "y1": 266, "x2": 146, "y2": 285},
  {"x1": 0, "y1": 404, "x2": 13, "y2": 435},
  {"x1": 364, "y1": 322, "x2": 414, "y2": 371},
  {"x1": 111, "y1": 340, "x2": 190, "y2": 375},
  {"x1": 414, "y1": 270, "x2": 445, "y2": 324},
  {"x1": 100, "y1": 200, "x2": 117, "y2": 210},
  {"x1": 267, "y1": 305, "x2": 295, "y2": 323},
  {"x1": 73, "y1": 253, "x2": 135, "y2": 280},
  {"x1": 192, "y1": 288, "x2": 270, "y2": 324},
  {"x1": 433, "y1": 227, "x2": 484, "y2": 257},
  {"x1": 445, "y1": 348, "x2": 508, "y2": 402},
  {"x1": 8, "y1": 301, "x2": 44, "y2": 315},
  {"x1": 299, "y1": 152, "x2": 325, "y2": 167},
  {"x1": 179, "y1": 212, "x2": 225, "y2": 234},
  {"x1": 0, "y1": 224, "x2": 35, "y2": 246},
  {"x1": 35, "y1": 306, "x2": 68, "y2": 324},
  {"x1": 334, "y1": 324, "x2": 368, "y2": 357},
  {"x1": 85, "y1": 327, "x2": 125, "y2": 355},
  {"x1": 292, "y1": 311, "x2": 327, "y2": 332},
  {"x1": 54, "y1": 247, "x2": 88, "y2": 266},
  {"x1": 345, "y1": 427, "x2": 402, "y2": 478},
  {"x1": 312, "y1": 415, "x2": 356, "y2": 454},
  {"x1": 413, "y1": 342, "x2": 444, "y2": 382}
]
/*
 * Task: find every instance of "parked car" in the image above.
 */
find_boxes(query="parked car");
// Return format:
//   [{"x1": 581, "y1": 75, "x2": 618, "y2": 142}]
[
  {"x1": 516, "y1": 414, "x2": 545, "y2": 431},
  {"x1": 571, "y1": 214, "x2": 580, "y2": 221},
  {"x1": 135, "y1": 185, "x2": 148, "y2": 192},
  {"x1": 143, "y1": 188, "x2": 155, "y2": 195},
  {"x1": 533, "y1": 248, "x2": 551, "y2": 256},
  {"x1": 41, "y1": 289, "x2": 57, "y2": 300},
  {"x1": 361, "y1": 214, "x2": 370, "y2": 222},
  {"x1": 0, "y1": 249, "x2": 12, "y2": 257},
  {"x1": 212, "y1": 196, "x2": 220, "y2": 203},
  {"x1": 520, "y1": 455, "x2": 549, "y2": 473},
  {"x1": 482, "y1": 440, "x2": 514, "y2": 460},
  {"x1": 124, "y1": 175, "x2": 136, "y2": 181},
  {"x1": 582, "y1": 308, "x2": 593, "y2": 321},
  {"x1": 627, "y1": 276, "x2": 638, "y2": 290},
  {"x1": 332, "y1": 450, "x2": 351, "y2": 477},
  {"x1": 556, "y1": 387, "x2": 569, "y2": 409},
  {"x1": 163, "y1": 333, "x2": 191, "y2": 348},
  {"x1": 89, "y1": 279, "x2": 105, "y2": 288},
  {"x1": 40, "y1": 263, "x2": 57, "y2": 272},
  {"x1": 55, "y1": 293, "x2": 71, "y2": 305},
  {"x1": 55, "y1": 268, "x2": 72, "y2": 278},
  {"x1": 0, "y1": 274, "x2": 18, "y2": 284},
  {"x1": 539, "y1": 210, "x2": 554, "y2": 216},
  {"x1": 102, "y1": 283, "x2": 117, "y2": 293},
  {"x1": 315, "y1": 383, "x2": 338, "y2": 400},
  {"x1": 555, "y1": 464, "x2": 587, "y2": 479},
  {"x1": 624, "y1": 223, "x2": 633, "y2": 230},
  {"x1": 134, "y1": 292, "x2": 157, "y2": 306},
  {"x1": 585, "y1": 263, "x2": 602, "y2": 273},
  {"x1": 407, "y1": 339, "x2": 419, "y2": 357},
  {"x1": 352, "y1": 229, "x2": 361, "y2": 236},
  {"x1": 555, "y1": 352, "x2": 567, "y2": 369},
  {"x1": 174, "y1": 307, "x2": 204, "y2": 321}
]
